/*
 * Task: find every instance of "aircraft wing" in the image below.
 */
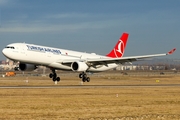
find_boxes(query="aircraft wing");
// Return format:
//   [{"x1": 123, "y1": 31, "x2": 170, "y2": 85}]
[
  {"x1": 87, "y1": 54, "x2": 166, "y2": 65},
  {"x1": 87, "y1": 48, "x2": 176, "y2": 65},
  {"x1": 61, "y1": 48, "x2": 176, "y2": 65}
]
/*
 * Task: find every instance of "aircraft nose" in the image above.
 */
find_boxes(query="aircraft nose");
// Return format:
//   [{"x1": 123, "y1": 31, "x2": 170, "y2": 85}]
[
  {"x1": 2, "y1": 48, "x2": 8, "y2": 57},
  {"x1": 2, "y1": 49, "x2": 6, "y2": 55},
  {"x1": 2, "y1": 47, "x2": 15, "y2": 59}
]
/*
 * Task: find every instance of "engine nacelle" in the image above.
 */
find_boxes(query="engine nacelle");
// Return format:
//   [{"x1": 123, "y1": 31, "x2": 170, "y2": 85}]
[
  {"x1": 71, "y1": 61, "x2": 89, "y2": 72},
  {"x1": 19, "y1": 63, "x2": 37, "y2": 71}
]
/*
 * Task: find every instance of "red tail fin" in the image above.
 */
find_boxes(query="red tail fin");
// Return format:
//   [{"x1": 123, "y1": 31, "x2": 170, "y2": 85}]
[{"x1": 106, "y1": 33, "x2": 129, "y2": 58}]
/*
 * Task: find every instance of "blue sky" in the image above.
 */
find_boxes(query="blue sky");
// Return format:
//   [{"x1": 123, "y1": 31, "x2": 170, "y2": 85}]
[{"x1": 0, "y1": 0, "x2": 180, "y2": 60}]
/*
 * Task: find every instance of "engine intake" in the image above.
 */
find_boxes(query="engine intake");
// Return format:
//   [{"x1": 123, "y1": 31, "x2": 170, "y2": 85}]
[
  {"x1": 19, "y1": 63, "x2": 37, "y2": 71},
  {"x1": 71, "y1": 61, "x2": 88, "y2": 72}
]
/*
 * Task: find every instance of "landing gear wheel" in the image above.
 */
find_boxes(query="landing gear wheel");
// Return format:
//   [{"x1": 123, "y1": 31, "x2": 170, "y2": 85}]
[
  {"x1": 82, "y1": 77, "x2": 86, "y2": 82},
  {"x1": 49, "y1": 73, "x2": 53, "y2": 78},
  {"x1": 83, "y1": 74, "x2": 87, "y2": 78},
  {"x1": 53, "y1": 78, "x2": 56, "y2": 82},
  {"x1": 79, "y1": 73, "x2": 83, "y2": 78},
  {"x1": 56, "y1": 77, "x2": 60, "y2": 82},
  {"x1": 86, "y1": 77, "x2": 90, "y2": 82},
  {"x1": 79, "y1": 72, "x2": 87, "y2": 78}
]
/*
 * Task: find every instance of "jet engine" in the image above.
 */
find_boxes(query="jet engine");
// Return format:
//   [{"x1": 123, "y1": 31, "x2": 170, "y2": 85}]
[
  {"x1": 19, "y1": 63, "x2": 37, "y2": 71},
  {"x1": 71, "y1": 61, "x2": 89, "y2": 72}
]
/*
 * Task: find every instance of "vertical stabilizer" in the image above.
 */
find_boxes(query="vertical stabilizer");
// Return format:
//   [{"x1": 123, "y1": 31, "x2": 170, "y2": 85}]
[{"x1": 106, "y1": 33, "x2": 129, "y2": 58}]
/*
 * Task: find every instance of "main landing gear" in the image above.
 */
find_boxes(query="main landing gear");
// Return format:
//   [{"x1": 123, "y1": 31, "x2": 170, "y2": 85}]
[
  {"x1": 79, "y1": 72, "x2": 90, "y2": 82},
  {"x1": 49, "y1": 69, "x2": 60, "y2": 82},
  {"x1": 49, "y1": 70, "x2": 90, "y2": 83}
]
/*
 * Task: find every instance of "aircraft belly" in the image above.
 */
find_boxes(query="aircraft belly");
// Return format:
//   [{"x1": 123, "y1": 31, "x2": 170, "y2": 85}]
[
  {"x1": 48, "y1": 62, "x2": 71, "y2": 70},
  {"x1": 88, "y1": 63, "x2": 118, "y2": 72}
]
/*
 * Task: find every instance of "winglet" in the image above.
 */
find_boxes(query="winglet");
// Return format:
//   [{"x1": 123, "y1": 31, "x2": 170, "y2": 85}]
[{"x1": 167, "y1": 48, "x2": 176, "y2": 55}]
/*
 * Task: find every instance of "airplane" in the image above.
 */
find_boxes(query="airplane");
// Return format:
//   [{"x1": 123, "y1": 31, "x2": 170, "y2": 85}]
[{"x1": 2, "y1": 33, "x2": 176, "y2": 83}]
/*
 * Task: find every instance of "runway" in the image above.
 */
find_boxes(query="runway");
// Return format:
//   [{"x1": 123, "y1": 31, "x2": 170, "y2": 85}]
[{"x1": 0, "y1": 84, "x2": 180, "y2": 89}]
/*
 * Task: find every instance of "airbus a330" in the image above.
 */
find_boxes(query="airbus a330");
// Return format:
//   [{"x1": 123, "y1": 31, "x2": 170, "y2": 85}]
[{"x1": 2, "y1": 33, "x2": 176, "y2": 82}]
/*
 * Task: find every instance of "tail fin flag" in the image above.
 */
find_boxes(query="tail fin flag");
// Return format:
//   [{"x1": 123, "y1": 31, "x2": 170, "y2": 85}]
[{"x1": 106, "y1": 33, "x2": 129, "y2": 58}]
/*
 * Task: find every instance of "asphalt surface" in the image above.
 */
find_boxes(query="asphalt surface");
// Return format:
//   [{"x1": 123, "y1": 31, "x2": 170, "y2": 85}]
[{"x1": 0, "y1": 84, "x2": 180, "y2": 89}]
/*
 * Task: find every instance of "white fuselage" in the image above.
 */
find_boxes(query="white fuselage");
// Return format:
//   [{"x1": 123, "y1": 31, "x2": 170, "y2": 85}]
[{"x1": 2, "y1": 43, "x2": 118, "y2": 72}]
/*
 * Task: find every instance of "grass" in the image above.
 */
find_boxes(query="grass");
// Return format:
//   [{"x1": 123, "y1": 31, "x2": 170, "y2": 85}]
[{"x1": 0, "y1": 71, "x2": 180, "y2": 119}]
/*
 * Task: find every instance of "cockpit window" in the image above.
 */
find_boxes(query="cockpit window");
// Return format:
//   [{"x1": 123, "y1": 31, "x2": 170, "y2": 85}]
[{"x1": 5, "y1": 46, "x2": 15, "y2": 49}]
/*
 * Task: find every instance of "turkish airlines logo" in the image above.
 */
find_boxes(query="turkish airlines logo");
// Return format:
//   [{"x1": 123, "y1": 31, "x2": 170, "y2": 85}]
[{"x1": 114, "y1": 40, "x2": 124, "y2": 57}]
